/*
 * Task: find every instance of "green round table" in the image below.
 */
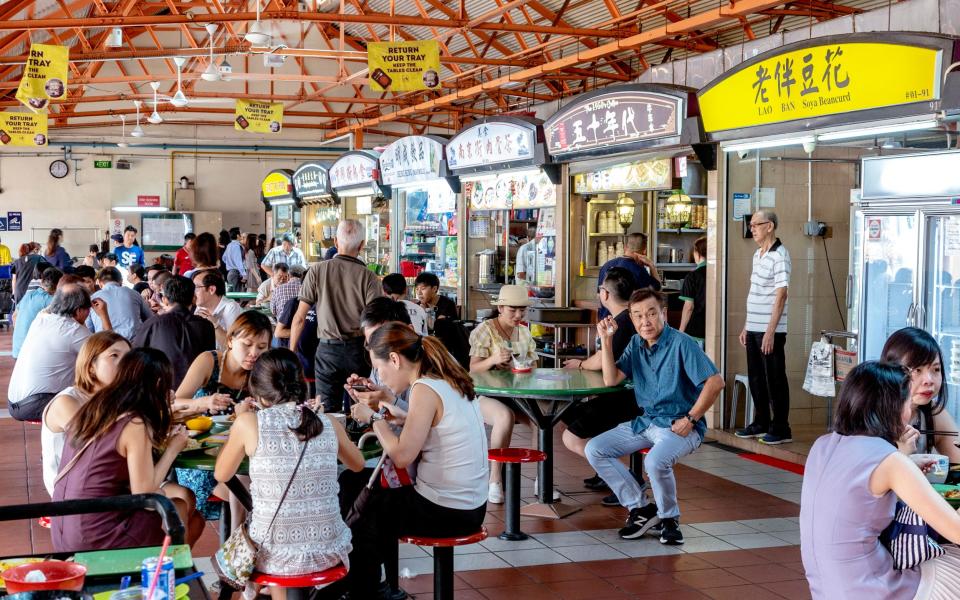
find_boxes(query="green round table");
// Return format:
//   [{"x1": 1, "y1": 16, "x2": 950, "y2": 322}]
[{"x1": 473, "y1": 368, "x2": 624, "y2": 518}]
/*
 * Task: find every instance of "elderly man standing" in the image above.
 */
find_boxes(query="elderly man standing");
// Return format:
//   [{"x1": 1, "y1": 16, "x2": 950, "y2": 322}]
[
  {"x1": 88, "y1": 266, "x2": 153, "y2": 340},
  {"x1": 260, "y1": 232, "x2": 306, "y2": 277},
  {"x1": 290, "y1": 220, "x2": 382, "y2": 412},
  {"x1": 7, "y1": 285, "x2": 110, "y2": 421},
  {"x1": 736, "y1": 210, "x2": 793, "y2": 445}
]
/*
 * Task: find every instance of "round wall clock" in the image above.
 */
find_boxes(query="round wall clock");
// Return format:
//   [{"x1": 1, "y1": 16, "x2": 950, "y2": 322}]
[{"x1": 49, "y1": 159, "x2": 69, "y2": 179}]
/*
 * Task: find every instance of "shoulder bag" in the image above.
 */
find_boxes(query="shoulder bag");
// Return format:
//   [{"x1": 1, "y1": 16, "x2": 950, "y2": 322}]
[{"x1": 213, "y1": 439, "x2": 309, "y2": 589}]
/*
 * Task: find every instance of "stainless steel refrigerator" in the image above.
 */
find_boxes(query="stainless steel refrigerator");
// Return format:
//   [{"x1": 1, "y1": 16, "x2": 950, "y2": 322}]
[{"x1": 849, "y1": 150, "x2": 960, "y2": 424}]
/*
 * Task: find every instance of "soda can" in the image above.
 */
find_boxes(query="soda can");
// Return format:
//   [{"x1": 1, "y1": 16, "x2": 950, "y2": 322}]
[{"x1": 141, "y1": 556, "x2": 175, "y2": 600}]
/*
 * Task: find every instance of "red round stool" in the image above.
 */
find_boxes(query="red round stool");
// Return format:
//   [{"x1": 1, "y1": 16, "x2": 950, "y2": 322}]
[
  {"x1": 25, "y1": 420, "x2": 42, "y2": 426},
  {"x1": 249, "y1": 564, "x2": 348, "y2": 600},
  {"x1": 488, "y1": 448, "x2": 546, "y2": 541},
  {"x1": 630, "y1": 447, "x2": 651, "y2": 487},
  {"x1": 399, "y1": 527, "x2": 487, "y2": 600}
]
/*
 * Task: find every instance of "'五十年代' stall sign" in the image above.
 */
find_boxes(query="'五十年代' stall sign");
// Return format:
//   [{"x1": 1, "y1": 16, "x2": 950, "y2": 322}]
[
  {"x1": 699, "y1": 41, "x2": 941, "y2": 133},
  {"x1": 367, "y1": 41, "x2": 441, "y2": 92},
  {"x1": 16, "y1": 44, "x2": 68, "y2": 111}
]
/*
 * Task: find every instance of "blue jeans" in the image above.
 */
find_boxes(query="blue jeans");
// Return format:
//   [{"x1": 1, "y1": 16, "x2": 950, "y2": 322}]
[{"x1": 584, "y1": 422, "x2": 701, "y2": 519}]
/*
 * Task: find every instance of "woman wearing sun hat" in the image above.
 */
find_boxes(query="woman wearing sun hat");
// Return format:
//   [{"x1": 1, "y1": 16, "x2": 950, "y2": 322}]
[{"x1": 468, "y1": 284, "x2": 543, "y2": 504}]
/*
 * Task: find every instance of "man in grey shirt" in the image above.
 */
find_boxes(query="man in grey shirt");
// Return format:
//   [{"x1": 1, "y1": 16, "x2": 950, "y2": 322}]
[
  {"x1": 88, "y1": 267, "x2": 153, "y2": 340},
  {"x1": 290, "y1": 219, "x2": 382, "y2": 412}
]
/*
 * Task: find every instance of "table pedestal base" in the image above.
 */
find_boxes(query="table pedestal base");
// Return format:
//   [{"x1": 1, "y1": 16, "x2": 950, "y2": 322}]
[{"x1": 520, "y1": 501, "x2": 582, "y2": 519}]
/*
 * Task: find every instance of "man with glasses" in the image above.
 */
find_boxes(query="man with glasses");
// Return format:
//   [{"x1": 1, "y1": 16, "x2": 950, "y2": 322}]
[
  {"x1": 586, "y1": 288, "x2": 724, "y2": 545},
  {"x1": 736, "y1": 210, "x2": 793, "y2": 445}
]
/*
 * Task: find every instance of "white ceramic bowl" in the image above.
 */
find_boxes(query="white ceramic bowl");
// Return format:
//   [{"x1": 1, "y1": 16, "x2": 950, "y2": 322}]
[{"x1": 911, "y1": 453, "x2": 949, "y2": 484}]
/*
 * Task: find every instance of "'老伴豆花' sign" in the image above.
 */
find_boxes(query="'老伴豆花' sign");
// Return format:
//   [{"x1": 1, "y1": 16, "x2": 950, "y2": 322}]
[{"x1": 699, "y1": 40, "x2": 942, "y2": 134}]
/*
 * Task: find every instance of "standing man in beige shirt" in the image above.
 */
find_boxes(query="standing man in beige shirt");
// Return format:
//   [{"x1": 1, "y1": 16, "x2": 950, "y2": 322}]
[{"x1": 289, "y1": 219, "x2": 382, "y2": 412}]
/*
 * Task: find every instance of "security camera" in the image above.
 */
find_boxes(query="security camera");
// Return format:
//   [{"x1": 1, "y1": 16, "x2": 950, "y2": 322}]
[
  {"x1": 737, "y1": 149, "x2": 749, "y2": 160},
  {"x1": 802, "y1": 140, "x2": 817, "y2": 154}
]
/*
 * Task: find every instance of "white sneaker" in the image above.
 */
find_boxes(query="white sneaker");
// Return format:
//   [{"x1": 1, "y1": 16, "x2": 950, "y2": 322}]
[
  {"x1": 488, "y1": 482, "x2": 504, "y2": 504},
  {"x1": 533, "y1": 477, "x2": 562, "y2": 501}
]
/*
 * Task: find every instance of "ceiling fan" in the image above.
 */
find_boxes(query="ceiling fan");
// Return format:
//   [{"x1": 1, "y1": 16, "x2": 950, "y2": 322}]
[{"x1": 151, "y1": 57, "x2": 235, "y2": 108}]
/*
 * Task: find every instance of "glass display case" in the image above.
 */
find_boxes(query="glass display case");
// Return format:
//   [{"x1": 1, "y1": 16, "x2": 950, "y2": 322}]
[{"x1": 395, "y1": 180, "x2": 460, "y2": 301}]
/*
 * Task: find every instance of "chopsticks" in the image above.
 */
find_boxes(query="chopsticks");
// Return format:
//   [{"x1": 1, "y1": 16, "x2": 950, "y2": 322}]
[{"x1": 918, "y1": 430, "x2": 959, "y2": 436}]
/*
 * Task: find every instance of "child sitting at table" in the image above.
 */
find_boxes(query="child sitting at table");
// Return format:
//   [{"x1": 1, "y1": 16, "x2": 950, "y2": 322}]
[
  {"x1": 215, "y1": 348, "x2": 363, "y2": 600},
  {"x1": 51, "y1": 348, "x2": 205, "y2": 551}
]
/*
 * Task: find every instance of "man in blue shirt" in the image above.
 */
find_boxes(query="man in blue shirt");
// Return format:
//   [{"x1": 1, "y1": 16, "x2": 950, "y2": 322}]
[
  {"x1": 597, "y1": 232, "x2": 661, "y2": 319},
  {"x1": 87, "y1": 266, "x2": 153, "y2": 340},
  {"x1": 222, "y1": 229, "x2": 247, "y2": 293},
  {"x1": 12, "y1": 267, "x2": 63, "y2": 358},
  {"x1": 586, "y1": 288, "x2": 724, "y2": 545},
  {"x1": 114, "y1": 225, "x2": 145, "y2": 270}
]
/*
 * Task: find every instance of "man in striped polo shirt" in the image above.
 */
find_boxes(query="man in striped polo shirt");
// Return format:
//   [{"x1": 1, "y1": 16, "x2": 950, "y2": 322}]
[{"x1": 736, "y1": 210, "x2": 793, "y2": 445}]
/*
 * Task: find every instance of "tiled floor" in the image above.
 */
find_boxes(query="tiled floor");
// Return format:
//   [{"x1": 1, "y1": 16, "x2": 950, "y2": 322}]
[{"x1": 0, "y1": 329, "x2": 812, "y2": 599}]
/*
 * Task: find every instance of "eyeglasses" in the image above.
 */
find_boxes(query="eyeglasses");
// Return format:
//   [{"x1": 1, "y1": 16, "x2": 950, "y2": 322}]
[{"x1": 748, "y1": 221, "x2": 771, "y2": 229}]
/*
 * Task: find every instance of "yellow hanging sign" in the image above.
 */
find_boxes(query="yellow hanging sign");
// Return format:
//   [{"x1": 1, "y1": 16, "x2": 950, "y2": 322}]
[
  {"x1": 0, "y1": 112, "x2": 48, "y2": 146},
  {"x1": 234, "y1": 99, "x2": 284, "y2": 134},
  {"x1": 261, "y1": 170, "x2": 293, "y2": 200},
  {"x1": 16, "y1": 43, "x2": 69, "y2": 111},
  {"x1": 367, "y1": 40, "x2": 441, "y2": 92},
  {"x1": 698, "y1": 41, "x2": 942, "y2": 133}
]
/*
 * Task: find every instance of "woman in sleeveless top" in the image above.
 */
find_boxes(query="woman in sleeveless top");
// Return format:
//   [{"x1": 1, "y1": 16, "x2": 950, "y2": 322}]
[
  {"x1": 801, "y1": 361, "x2": 960, "y2": 600},
  {"x1": 174, "y1": 311, "x2": 272, "y2": 520},
  {"x1": 215, "y1": 349, "x2": 363, "y2": 599},
  {"x1": 42, "y1": 331, "x2": 129, "y2": 495},
  {"x1": 348, "y1": 324, "x2": 488, "y2": 598},
  {"x1": 881, "y1": 327, "x2": 960, "y2": 462},
  {"x1": 52, "y1": 348, "x2": 205, "y2": 551}
]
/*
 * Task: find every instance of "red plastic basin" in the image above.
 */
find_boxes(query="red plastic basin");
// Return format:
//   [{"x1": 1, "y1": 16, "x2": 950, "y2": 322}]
[{"x1": 2, "y1": 561, "x2": 87, "y2": 593}]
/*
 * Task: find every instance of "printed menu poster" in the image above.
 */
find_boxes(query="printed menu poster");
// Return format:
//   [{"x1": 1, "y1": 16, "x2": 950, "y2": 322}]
[
  {"x1": 367, "y1": 40, "x2": 440, "y2": 92},
  {"x1": 234, "y1": 99, "x2": 284, "y2": 134},
  {"x1": 16, "y1": 43, "x2": 68, "y2": 111},
  {"x1": 0, "y1": 112, "x2": 48, "y2": 146}
]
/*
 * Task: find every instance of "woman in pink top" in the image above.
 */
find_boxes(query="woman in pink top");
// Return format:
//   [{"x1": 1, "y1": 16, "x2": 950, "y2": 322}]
[{"x1": 801, "y1": 361, "x2": 960, "y2": 599}]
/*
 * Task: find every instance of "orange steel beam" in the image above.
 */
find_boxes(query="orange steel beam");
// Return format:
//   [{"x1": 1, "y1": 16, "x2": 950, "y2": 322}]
[
  {"x1": 50, "y1": 106, "x2": 394, "y2": 119},
  {"x1": 325, "y1": 0, "x2": 789, "y2": 138},
  {"x1": 0, "y1": 11, "x2": 630, "y2": 39}
]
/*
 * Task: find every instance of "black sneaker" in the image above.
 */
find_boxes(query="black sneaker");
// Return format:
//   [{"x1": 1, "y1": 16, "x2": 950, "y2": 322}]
[
  {"x1": 648, "y1": 521, "x2": 664, "y2": 536},
  {"x1": 583, "y1": 474, "x2": 609, "y2": 491},
  {"x1": 618, "y1": 504, "x2": 660, "y2": 539},
  {"x1": 759, "y1": 432, "x2": 793, "y2": 445},
  {"x1": 601, "y1": 493, "x2": 621, "y2": 507},
  {"x1": 659, "y1": 518, "x2": 683, "y2": 545},
  {"x1": 735, "y1": 423, "x2": 767, "y2": 438}
]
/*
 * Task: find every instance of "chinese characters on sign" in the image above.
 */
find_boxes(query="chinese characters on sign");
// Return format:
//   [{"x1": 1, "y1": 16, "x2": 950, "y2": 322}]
[
  {"x1": 380, "y1": 136, "x2": 443, "y2": 186},
  {"x1": 292, "y1": 163, "x2": 332, "y2": 202},
  {"x1": 330, "y1": 153, "x2": 378, "y2": 189},
  {"x1": 573, "y1": 159, "x2": 672, "y2": 194},
  {"x1": 699, "y1": 41, "x2": 941, "y2": 133},
  {"x1": 261, "y1": 170, "x2": 294, "y2": 200},
  {"x1": 544, "y1": 91, "x2": 682, "y2": 157},
  {"x1": 446, "y1": 122, "x2": 534, "y2": 170}
]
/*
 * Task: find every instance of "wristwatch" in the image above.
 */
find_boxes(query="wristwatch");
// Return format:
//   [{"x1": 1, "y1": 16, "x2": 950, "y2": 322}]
[
  {"x1": 685, "y1": 414, "x2": 698, "y2": 425},
  {"x1": 369, "y1": 412, "x2": 386, "y2": 424}
]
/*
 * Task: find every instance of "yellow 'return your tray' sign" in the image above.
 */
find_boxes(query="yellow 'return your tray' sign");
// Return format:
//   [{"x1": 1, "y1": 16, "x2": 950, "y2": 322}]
[
  {"x1": 699, "y1": 41, "x2": 941, "y2": 134},
  {"x1": 368, "y1": 40, "x2": 441, "y2": 92}
]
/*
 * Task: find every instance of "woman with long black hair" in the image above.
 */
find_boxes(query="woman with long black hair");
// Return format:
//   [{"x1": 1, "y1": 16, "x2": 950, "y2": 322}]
[
  {"x1": 348, "y1": 323, "x2": 488, "y2": 597},
  {"x1": 215, "y1": 348, "x2": 363, "y2": 599},
  {"x1": 51, "y1": 348, "x2": 204, "y2": 551},
  {"x1": 881, "y1": 327, "x2": 960, "y2": 462}
]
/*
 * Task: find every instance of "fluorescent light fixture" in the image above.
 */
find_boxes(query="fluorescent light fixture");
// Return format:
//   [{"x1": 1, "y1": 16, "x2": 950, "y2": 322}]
[
  {"x1": 201, "y1": 62, "x2": 221, "y2": 82},
  {"x1": 269, "y1": 198, "x2": 297, "y2": 206},
  {"x1": 817, "y1": 119, "x2": 939, "y2": 142},
  {"x1": 336, "y1": 184, "x2": 378, "y2": 197},
  {"x1": 170, "y1": 90, "x2": 188, "y2": 108},
  {"x1": 723, "y1": 136, "x2": 816, "y2": 153},
  {"x1": 112, "y1": 206, "x2": 170, "y2": 213},
  {"x1": 106, "y1": 27, "x2": 123, "y2": 48}
]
